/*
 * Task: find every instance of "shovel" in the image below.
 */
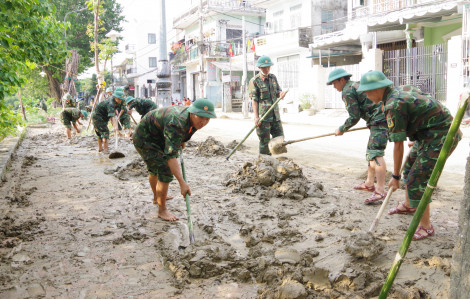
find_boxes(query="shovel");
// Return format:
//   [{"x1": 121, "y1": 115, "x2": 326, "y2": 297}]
[
  {"x1": 269, "y1": 126, "x2": 368, "y2": 155},
  {"x1": 109, "y1": 116, "x2": 125, "y2": 159},
  {"x1": 180, "y1": 150, "x2": 195, "y2": 243},
  {"x1": 225, "y1": 89, "x2": 289, "y2": 160}
]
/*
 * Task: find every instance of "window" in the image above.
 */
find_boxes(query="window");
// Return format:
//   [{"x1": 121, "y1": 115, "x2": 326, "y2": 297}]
[
  {"x1": 148, "y1": 33, "x2": 156, "y2": 44},
  {"x1": 321, "y1": 10, "x2": 334, "y2": 34},
  {"x1": 277, "y1": 55, "x2": 299, "y2": 89},
  {"x1": 290, "y1": 4, "x2": 302, "y2": 29},
  {"x1": 149, "y1": 57, "x2": 157, "y2": 67},
  {"x1": 273, "y1": 10, "x2": 284, "y2": 33}
]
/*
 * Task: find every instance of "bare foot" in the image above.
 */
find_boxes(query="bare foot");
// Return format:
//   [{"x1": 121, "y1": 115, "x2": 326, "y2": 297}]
[
  {"x1": 153, "y1": 195, "x2": 174, "y2": 205},
  {"x1": 158, "y1": 209, "x2": 179, "y2": 221}
]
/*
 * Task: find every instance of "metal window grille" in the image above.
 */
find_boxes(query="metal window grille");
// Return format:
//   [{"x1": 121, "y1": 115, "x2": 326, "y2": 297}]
[{"x1": 383, "y1": 43, "x2": 448, "y2": 103}]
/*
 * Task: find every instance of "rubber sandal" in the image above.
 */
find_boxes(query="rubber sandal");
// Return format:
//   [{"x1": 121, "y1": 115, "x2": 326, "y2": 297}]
[
  {"x1": 388, "y1": 202, "x2": 417, "y2": 215},
  {"x1": 364, "y1": 191, "x2": 386, "y2": 204},
  {"x1": 353, "y1": 181, "x2": 375, "y2": 192},
  {"x1": 413, "y1": 225, "x2": 434, "y2": 240}
]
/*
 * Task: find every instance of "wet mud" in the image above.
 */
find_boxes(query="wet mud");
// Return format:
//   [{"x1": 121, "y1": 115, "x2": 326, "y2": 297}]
[{"x1": 0, "y1": 124, "x2": 462, "y2": 298}]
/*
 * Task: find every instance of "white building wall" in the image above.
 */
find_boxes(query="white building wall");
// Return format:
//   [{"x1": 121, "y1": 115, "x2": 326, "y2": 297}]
[{"x1": 447, "y1": 36, "x2": 463, "y2": 115}]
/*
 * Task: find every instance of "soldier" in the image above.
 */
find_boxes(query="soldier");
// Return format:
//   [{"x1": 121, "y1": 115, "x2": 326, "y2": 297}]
[
  {"x1": 248, "y1": 56, "x2": 287, "y2": 155},
  {"x1": 91, "y1": 90, "x2": 129, "y2": 153},
  {"x1": 133, "y1": 98, "x2": 216, "y2": 221},
  {"x1": 76, "y1": 98, "x2": 86, "y2": 111},
  {"x1": 358, "y1": 70, "x2": 462, "y2": 240},
  {"x1": 60, "y1": 108, "x2": 88, "y2": 139},
  {"x1": 63, "y1": 93, "x2": 75, "y2": 108},
  {"x1": 125, "y1": 96, "x2": 157, "y2": 117},
  {"x1": 327, "y1": 68, "x2": 388, "y2": 204}
]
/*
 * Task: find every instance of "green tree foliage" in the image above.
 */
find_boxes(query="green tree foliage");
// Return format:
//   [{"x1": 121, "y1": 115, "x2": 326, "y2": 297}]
[{"x1": 0, "y1": 0, "x2": 66, "y2": 139}]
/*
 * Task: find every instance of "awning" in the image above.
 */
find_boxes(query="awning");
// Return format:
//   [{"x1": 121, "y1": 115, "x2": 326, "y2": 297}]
[
  {"x1": 211, "y1": 61, "x2": 257, "y2": 72},
  {"x1": 366, "y1": 1, "x2": 460, "y2": 31}
]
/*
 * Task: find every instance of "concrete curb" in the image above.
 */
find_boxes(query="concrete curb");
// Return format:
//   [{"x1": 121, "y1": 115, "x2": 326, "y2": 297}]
[{"x1": 0, "y1": 127, "x2": 27, "y2": 182}]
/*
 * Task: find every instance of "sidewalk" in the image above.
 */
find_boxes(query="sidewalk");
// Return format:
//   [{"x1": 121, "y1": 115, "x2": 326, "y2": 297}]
[
  {"x1": 0, "y1": 128, "x2": 26, "y2": 182},
  {"x1": 215, "y1": 108, "x2": 470, "y2": 138}
]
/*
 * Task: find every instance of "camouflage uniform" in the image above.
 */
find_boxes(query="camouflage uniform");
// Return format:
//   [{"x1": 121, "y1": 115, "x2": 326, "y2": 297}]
[
  {"x1": 129, "y1": 98, "x2": 158, "y2": 117},
  {"x1": 133, "y1": 106, "x2": 197, "y2": 182},
  {"x1": 248, "y1": 73, "x2": 283, "y2": 155},
  {"x1": 61, "y1": 108, "x2": 81, "y2": 128},
  {"x1": 340, "y1": 81, "x2": 387, "y2": 161},
  {"x1": 64, "y1": 99, "x2": 75, "y2": 108},
  {"x1": 383, "y1": 85, "x2": 462, "y2": 207},
  {"x1": 91, "y1": 99, "x2": 130, "y2": 139},
  {"x1": 40, "y1": 100, "x2": 47, "y2": 112},
  {"x1": 77, "y1": 100, "x2": 85, "y2": 111}
]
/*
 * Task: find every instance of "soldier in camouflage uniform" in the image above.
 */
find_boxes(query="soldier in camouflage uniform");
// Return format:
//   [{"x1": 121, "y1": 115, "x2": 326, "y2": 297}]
[
  {"x1": 61, "y1": 108, "x2": 88, "y2": 139},
  {"x1": 76, "y1": 98, "x2": 86, "y2": 111},
  {"x1": 358, "y1": 70, "x2": 462, "y2": 240},
  {"x1": 63, "y1": 93, "x2": 75, "y2": 108},
  {"x1": 91, "y1": 90, "x2": 129, "y2": 153},
  {"x1": 126, "y1": 96, "x2": 157, "y2": 117},
  {"x1": 133, "y1": 98, "x2": 216, "y2": 221},
  {"x1": 248, "y1": 56, "x2": 287, "y2": 155},
  {"x1": 327, "y1": 68, "x2": 388, "y2": 204}
]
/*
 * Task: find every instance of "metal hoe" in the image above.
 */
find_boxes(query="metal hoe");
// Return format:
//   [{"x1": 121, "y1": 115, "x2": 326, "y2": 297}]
[{"x1": 268, "y1": 126, "x2": 368, "y2": 155}]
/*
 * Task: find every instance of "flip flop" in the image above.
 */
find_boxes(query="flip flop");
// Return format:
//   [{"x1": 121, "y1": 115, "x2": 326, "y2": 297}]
[
  {"x1": 353, "y1": 181, "x2": 375, "y2": 192},
  {"x1": 388, "y1": 202, "x2": 417, "y2": 215},
  {"x1": 413, "y1": 225, "x2": 434, "y2": 240},
  {"x1": 364, "y1": 191, "x2": 386, "y2": 204}
]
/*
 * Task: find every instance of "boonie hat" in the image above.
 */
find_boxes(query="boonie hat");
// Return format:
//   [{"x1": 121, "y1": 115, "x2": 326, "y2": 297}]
[
  {"x1": 326, "y1": 68, "x2": 352, "y2": 85},
  {"x1": 188, "y1": 98, "x2": 216, "y2": 118},
  {"x1": 105, "y1": 87, "x2": 113, "y2": 93},
  {"x1": 357, "y1": 70, "x2": 394, "y2": 92},
  {"x1": 63, "y1": 93, "x2": 72, "y2": 100}
]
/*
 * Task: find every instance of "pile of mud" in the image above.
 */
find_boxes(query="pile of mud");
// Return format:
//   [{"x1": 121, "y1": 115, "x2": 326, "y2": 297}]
[
  {"x1": 226, "y1": 140, "x2": 247, "y2": 151},
  {"x1": 195, "y1": 136, "x2": 229, "y2": 157},
  {"x1": 344, "y1": 232, "x2": 385, "y2": 259},
  {"x1": 225, "y1": 155, "x2": 324, "y2": 200},
  {"x1": 103, "y1": 157, "x2": 147, "y2": 180}
]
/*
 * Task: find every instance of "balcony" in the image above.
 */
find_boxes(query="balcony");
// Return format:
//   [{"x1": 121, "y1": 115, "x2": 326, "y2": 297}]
[
  {"x1": 126, "y1": 67, "x2": 137, "y2": 74},
  {"x1": 125, "y1": 44, "x2": 136, "y2": 54},
  {"x1": 255, "y1": 27, "x2": 312, "y2": 54}
]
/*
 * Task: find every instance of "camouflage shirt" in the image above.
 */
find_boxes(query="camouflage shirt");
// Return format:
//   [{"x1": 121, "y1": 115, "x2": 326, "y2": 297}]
[
  {"x1": 128, "y1": 98, "x2": 158, "y2": 116},
  {"x1": 64, "y1": 100, "x2": 75, "y2": 108},
  {"x1": 382, "y1": 85, "x2": 453, "y2": 143},
  {"x1": 134, "y1": 106, "x2": 197, "y2": 160},
  {"x1": 92, "y1": 99, "x2": 127, "y2": 122},
  {"x1": 248, "y1": 73, "x2": 282, "y2": 122},
  {"x1": 63, "y1": 108, "x2": 81, "y2": 123},
  {"x1": 340, "y1": 81, "x2": 385, "y2": 132}
]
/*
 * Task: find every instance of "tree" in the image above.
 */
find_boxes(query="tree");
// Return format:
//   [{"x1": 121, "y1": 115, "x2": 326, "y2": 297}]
[{"x1": 0, "y1": 0, "x2": 66, "y2": 138}]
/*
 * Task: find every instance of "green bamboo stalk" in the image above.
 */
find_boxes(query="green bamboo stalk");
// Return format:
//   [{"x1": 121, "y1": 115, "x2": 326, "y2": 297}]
[
  {"x1": 225, "y1": 89, "x2": 289, "y2": 160},
  {"x1": 379, "y1": 93, "x2": 469, "y2": 298},
  {"x1": 180, "y1": 151, "x2": 195, "y2": 243}
]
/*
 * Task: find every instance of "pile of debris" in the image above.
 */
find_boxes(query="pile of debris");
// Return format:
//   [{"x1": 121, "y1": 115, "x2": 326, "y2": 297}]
[
  {"x1": 196, "y1": 136, "x2": 229, "y2": 157},
  {"x1": 224, "y1": 155, "x2": 324, "y2": 200}
]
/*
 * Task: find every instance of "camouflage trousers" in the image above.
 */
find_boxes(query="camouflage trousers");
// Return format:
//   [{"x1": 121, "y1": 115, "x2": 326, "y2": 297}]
[
  {"x1": 366, "y1": 124, "x2": 388, "y2": 162},
  {"x1": 256, "y1": 120, "x2": 284, "y2": 155},
  {"x1": 133, "y1": 126, "x2": 173, "y2": 183},
  {"x1": 404, "y1": 129, "x2": 462, "y2": 207},
  {"x1": 92, "y1": 113, "x2": 110, "y2": 139},
  {"x1": 118, "y1": 113, "x2": 131, "y2": 130}
]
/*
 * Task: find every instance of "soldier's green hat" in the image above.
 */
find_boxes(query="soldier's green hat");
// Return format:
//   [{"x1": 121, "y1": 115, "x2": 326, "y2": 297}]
[
  {"x1": 105, "y1": 87, "x2": 113, "y2": 93},
  {"x1": 63, "y1": 93, "x2": 72, "y2": 100},
  {"x1": 80, "y1": 110, "x2": 89, "y2": 119},
  {"x1": 256, "y1": 56, "x2": 274, "y2": 67},
  {"x1": 125, "y1": 96, "x2": 134, "y2": 104},
  {"x1": 112, "y1": 90, "x2": 126, "y2": 100},
  {"x1": 326, "y1": 68, "x2": 352, "y2": 85},
  {"x1": 115, "y1": 87, "x2": 124, "y2": 92},
  {"x1": 188, "y1": 98, "x2": 216, "y2": 119},
  {"x1": 357, "y1": 70, "x2": 394, "y2": 92}
]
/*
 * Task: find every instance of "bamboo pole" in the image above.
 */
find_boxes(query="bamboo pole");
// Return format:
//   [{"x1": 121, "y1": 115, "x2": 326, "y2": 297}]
[{"x1": 379, "y1": 91, "x2": 469, "y2": 298}]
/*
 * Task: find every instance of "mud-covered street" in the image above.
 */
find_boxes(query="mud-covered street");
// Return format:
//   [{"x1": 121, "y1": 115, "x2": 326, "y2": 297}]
[{"x1": 0, "y1": 117, "x2": 466, "y2": 298}]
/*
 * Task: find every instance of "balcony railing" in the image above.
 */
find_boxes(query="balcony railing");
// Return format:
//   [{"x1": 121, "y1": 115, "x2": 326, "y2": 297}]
[
  {"x1": 352, "y1": 0, "x2": 452, "y2": 19},
  {"x1": 170, "y1": 41, "x2": 247, "y2": 66},
  {"x1": 126, "y1": 68, "x2": 137, "y2": 74},
  {"x1": 125, "y1": 44, "x2": 136, "y2": 53}
]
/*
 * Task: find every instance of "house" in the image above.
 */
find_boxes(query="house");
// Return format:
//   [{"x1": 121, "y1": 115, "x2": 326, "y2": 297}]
[{"x1": 169, "y1": 0, "x2": 265, "y2": 111}]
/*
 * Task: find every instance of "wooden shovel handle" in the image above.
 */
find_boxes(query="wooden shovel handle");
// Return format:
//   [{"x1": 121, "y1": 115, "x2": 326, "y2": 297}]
[{"x1": 283, "y1": 126, "x2": 368, "y2": 146}]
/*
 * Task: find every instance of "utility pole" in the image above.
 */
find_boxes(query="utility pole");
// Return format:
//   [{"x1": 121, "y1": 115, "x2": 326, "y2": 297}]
[
  {"x1": 242, "y1": 16, "x2": 248, "y2": 118},
  {"x1": 199, "y1": 0, "x2": 205, "y2": 98},
  {"x1": 156, "y1": 0, "x2": 172, "y2": 107}
]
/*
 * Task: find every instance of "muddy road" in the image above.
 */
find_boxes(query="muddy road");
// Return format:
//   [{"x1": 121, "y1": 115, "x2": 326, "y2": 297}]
[{"x1": 0, "y1": 118, "x2": 466, "y2": 298}]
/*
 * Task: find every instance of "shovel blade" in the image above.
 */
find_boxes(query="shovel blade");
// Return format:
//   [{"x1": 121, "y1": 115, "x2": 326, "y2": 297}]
[
  {"x1": 109, "y1": 152, "x2": 125, "y2": 159},
  {"x1": 268, "y1": 136, "x2": 287, "y2": 155}
]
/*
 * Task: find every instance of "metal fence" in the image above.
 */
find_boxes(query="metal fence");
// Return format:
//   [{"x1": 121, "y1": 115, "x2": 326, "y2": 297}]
[{"x1": 383, "y1": 43, "x2": 448, "y2": 103}]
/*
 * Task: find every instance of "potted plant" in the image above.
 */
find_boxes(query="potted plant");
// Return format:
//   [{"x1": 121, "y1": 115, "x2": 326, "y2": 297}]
[{"x1": 298, "y1": 93, "x2": 317, "y2": 115}]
